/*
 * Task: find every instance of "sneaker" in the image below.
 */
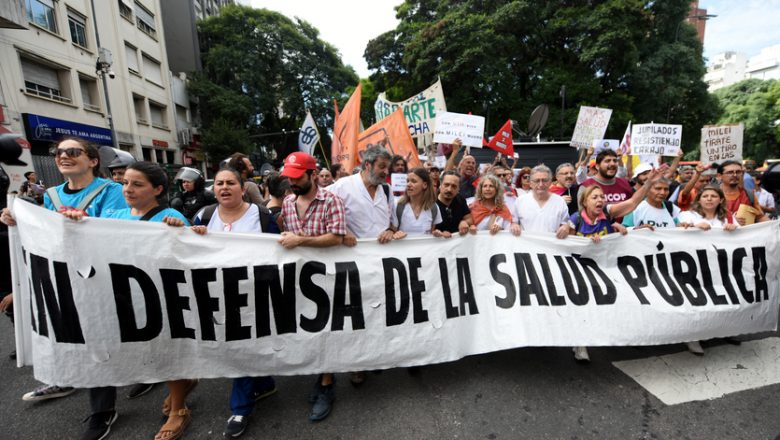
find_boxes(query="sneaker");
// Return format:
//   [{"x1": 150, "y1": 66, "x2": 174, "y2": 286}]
[
  {"x1": 223, "y1": 415, "x2": 248, "y2": 438},
  {"x1": 309, "y1": 385, "x2": 335, "y2": 422},
  {"x1": 686, "y1": 341, "x2": 704, "y2": 356},
  {"x1": 573, "y1": 346, "x2": 590, "y2": 363},
  {"x1": 126, "y1": 383, "x2": 155, "y2": 399},
  {"x1": 22, "y1": 384, "x2": 76, "y2": 401},
  {"x1": 80, "y1": 410, "x2": 118, "y2": 440}
]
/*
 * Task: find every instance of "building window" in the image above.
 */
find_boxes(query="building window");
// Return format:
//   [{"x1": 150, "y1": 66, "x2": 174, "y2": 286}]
[
  {"x1": 155, "y1": 149, "x2": 163, "y2": 163},
  {"x1": 26, "y1": 0, "x2": 58, "y2": 33},
  {"x1": 68, "y1": 9, "x2": 88, "y2": 48},
  {"x1": 134, "y1": 1, "x2": 156, "y2": 39},
  {"x1": 149, "y1": 101, "x2": 168, "y2": 129},
  {"x1": 79, "y1": 75, "x2": 100, "y2": 112},
  {"x1": 21, "y1": 57, "x2": 71, "y2": 103},
  {"x1": 133, "y1": 94, "x2": 147, "y2": 124},
  {"x1": 142, "y1": 147, "x2": 152, "y2": 161},
  {"x1": 166, "y1": 150, "x2": 174, "y2": 164},
  {"x1": 142, "y1": 54, "x2": 162, "y2": 85},
  {"x1": 125, "y1": 43, "x2": 139, "y2": 73},
  {"x1": 118, "y1": 0, "x2": 132, "y2": 21}
]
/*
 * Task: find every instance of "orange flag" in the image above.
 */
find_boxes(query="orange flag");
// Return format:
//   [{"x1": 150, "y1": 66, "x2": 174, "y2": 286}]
[
  {"x1": 332, "y1": 84, "x2": 362, "y2": 171},
  {"x1": 485, "y1": 119, "x2": 514, "y2": 156},
  {"x1": 357, "y1": 108, "x2": 421, "y2": 169}
]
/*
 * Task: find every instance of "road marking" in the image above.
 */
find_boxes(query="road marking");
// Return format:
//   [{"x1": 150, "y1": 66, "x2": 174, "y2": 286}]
[{"x1": 613, "y1": 337, "x2": 780, "y2": 405}]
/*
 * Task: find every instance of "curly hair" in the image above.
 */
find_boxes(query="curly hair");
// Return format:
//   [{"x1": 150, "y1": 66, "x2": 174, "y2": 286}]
[{"x1": 476, "y1": 174, "x2": 505, "y2": 209}]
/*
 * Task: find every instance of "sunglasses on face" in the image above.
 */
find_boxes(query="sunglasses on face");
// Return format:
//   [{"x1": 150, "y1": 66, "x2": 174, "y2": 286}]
[
  {"x1": 521, "y1": 175, "x2": 530, "y2": 179},
  {"x1": 50, "y1": 147, "x2": 86, "y2": 158}
]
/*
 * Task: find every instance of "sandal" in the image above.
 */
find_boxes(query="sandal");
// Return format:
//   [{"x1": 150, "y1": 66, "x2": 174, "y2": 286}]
[
  {"x1": 154, "y1": 408, "x2": 191, "y2": 440},
  {"x1": 161, "y1": 379, "x2": 199, "y2": 416}
]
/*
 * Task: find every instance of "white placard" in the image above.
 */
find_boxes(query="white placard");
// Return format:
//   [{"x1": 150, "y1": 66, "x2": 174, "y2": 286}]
[
  {"x1": 593, "y1": 139, "x2": 621, "y2": 154},
  {"x1": 433, "y1": 112, "x2": 485, "y2": 148},
  {"x1": 390, "y1": 173, "x2": 407, "y2": 192},
  {"x1": 570, "y1": 106, "x2": 613, "y2": 149},
  {"x1": 700, "y1": 124, "x2": 744, "y2": 165},
  {"x1": 11, "y1": 201, "x2": 780, "y2": 387},
  {"x1": 631, "y1": 123, "x2": 683, "y2": 157}
]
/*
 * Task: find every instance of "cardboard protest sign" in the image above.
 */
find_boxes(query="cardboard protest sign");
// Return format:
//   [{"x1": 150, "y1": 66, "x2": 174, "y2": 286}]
[
  {"x1": 374, "y1": 78, "x2": 447, "y2": 138},
  {"x1": 592, "y1": 139, "x2": 620, "y2": 155},
  {"x1": 433, "y1": 112, "x2": 485, "y2": 148},
  {"x1": 11, "y1": 201, "x2": 780, "y2": 386},
  {"x1": 630, "y1": 123, "x2": 683, "y2": 156},
  {"x1": 570, "y1": 106, "x2": 612, "y2": 149},
  {"x1": 700, "y1": 124, "x2": 744, "y2": 165}
]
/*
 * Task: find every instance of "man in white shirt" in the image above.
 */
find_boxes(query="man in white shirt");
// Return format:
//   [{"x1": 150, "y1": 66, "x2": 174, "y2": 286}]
[
  {"x1": 328, "y1": 145, "x2": 397, "y2": 246},
  {"x1": 513, "y1": 164, "x2": 570, "y2": 238}
]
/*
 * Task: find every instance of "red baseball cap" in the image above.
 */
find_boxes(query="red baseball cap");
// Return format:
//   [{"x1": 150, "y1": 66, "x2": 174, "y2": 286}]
[{"x1": 281, "y1": 152, "x2": 317, "y2": 178}]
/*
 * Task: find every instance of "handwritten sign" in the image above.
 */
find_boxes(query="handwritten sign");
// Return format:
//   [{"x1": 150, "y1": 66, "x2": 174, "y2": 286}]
[
  {"x1": 630, "y1": 123, "x2": 683, "y2": 157},
  {"x1": 390, "y1": 173, "x2": 408, "y2": 193},
  {"x1": 433, "y1": 112, "x2": 485, "y2": 148},
  {"x1": 570, "y1": 106, "x2": 612, "y2": 149},
  {"x1": 700, "y1": 124, "x2": 743, "y2": 165}
]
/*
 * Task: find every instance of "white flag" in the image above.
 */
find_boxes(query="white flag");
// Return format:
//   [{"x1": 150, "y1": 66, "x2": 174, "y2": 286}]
[{"x1": 298, "y1": 110, "x2": 320, "y2": 155}]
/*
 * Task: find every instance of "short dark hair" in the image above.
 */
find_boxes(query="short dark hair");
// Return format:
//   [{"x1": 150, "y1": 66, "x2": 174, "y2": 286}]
[
  {"x1": 216, "y1": 166, "x2": 244, "y2": 186},
  {"x1": 440, "y1": 170, "x2": 460, "y2": 181},
  {"x1": 265, "y1": 171, "x2": 291, "y2": 199},
  {"x1": 717, "y1": 160, "x2": 742, "y2": 174},
  {"x1": 59, "y1": 137, "x2": 101, "y2": 176},
  {"x1": 330, "y1": 163, "x2": 343, "y2": 176},
  {"x1": 126, "y1": 161, "x2": 169, "y2": 202},
  {"x1": 595, "y1": 149, "x2": 618, "y2": 164},
  {"x1": 24, "y1": 171, "x2": 35, "y2": 179},
  {"x1": 227, "y1": 153, "x2": 250, "y2": 175}
]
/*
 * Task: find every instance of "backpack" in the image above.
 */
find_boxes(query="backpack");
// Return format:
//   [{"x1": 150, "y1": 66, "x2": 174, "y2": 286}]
[
  {"x1": 46, "y1": 182, "x2": 110, "y2": 212},
  {"x1": 196, "y1": 203, "x2": 271, "y2": 232}
]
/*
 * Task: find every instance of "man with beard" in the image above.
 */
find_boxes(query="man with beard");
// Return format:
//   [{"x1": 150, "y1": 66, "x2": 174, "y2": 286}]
[
  {"x1": 717, "y1": 160, "x2": 768, "y2": 225},
  {"x1": 550, "y1": 163, "x2": 578, "y2": 215},
  {"x1": 435, "y1": 171, "x2": 472, "y2": 234},
  {"x1": 328, "y1": 145, "x2": 397, "y2": 247},
  {"x1": 578, "y1": 149, "x2": 633, "y2": 221},
  {"x1": 278, "y1": 152, "x2": 346, "y2": 422}
]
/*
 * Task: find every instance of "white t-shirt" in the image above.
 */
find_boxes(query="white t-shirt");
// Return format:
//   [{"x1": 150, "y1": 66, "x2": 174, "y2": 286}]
[
  {"x1": 757, "y1": 188, "x2": 775, "y2": 210},
  {"x1": 195, "y1": 204, "x2": 263, "y2": 233},
  {"x1": 513, "y1": 192, "x2": 570, "y2": 234},
  {"x1": 623, "y1": 200, "x2": 680, "y2": 229},
  {"x1": 504, "y1": 194, "x2": 519, "y2": 222},
  {"x1": 398, "y1": 203, "x2": 443, "y2": 236},
  {"x1": 678, "y1": 210, "x2": 737, "y2": 228},
  {"x1": 328, "y1": 173, "x2": 396, "y2": 238}
]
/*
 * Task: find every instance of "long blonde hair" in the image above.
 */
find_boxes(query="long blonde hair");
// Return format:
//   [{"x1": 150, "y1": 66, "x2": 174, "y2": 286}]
[{"x1": 476, "y1": 174, "x2": 505, "y2": 209}]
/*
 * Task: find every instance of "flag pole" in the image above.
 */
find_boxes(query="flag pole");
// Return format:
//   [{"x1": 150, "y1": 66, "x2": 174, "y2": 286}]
[{"x1": 317, "y1": 137, "x2": 330, "y2": 169}]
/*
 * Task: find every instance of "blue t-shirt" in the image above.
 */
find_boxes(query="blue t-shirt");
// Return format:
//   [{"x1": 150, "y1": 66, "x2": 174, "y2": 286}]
[
  {"x1": 43, "y1": 177, "x2": 127, "y2": 218},
  {"x1": 569, "y1": 210, "x2": 614, "y2": 238},
  {"x1": 106, "y1": 207, "x2": 190, "y2": 225}
]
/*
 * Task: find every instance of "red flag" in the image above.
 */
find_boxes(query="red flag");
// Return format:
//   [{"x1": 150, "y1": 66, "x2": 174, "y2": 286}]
[{"x1": 485, "y1": 119, "x2": 514, "y2": 156}]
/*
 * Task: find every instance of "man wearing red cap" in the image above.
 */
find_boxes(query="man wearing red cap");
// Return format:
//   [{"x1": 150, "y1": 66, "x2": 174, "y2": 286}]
[{"x1": 278, "y1": 152, "x2": 346, "y2": 422}]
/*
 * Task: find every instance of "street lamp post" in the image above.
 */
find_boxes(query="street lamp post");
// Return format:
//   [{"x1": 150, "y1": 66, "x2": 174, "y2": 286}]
[{"x1": 90, "y1": 0, "x2": 118, "y2": 149}]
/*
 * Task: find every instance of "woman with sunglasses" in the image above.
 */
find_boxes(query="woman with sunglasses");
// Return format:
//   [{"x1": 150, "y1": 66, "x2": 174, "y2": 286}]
[
  {"x1": 513, "y1": 166, "x2": 532, "y2": 196},
  {"x1": 190, "y1": 167, "x2": 277, "y2": 437}
]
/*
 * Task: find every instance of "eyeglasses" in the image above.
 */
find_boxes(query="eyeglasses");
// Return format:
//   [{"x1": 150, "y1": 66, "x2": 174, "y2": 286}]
[
  {"x1": 721, "y1": 170, "x2": 743, "y2": 176},
  {"x1": 50, "y1": 147, "x2": 85, "y2": 158}
]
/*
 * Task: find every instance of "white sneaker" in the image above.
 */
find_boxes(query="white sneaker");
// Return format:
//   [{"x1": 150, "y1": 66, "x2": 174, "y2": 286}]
[
  {"x1": 573, "y1": 346, "x2": 590, "y2": 362},
  {"x1": 686, "y1": 341, "x2": 704, "y2": 355},
  {"x1": 22, "y1": 384, "x2": 76, "y2": 401}
]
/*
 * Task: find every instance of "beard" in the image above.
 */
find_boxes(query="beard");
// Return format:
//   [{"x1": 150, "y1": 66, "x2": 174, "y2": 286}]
[{"x1": 291, "y1": 180, "x2": 312, "y2": 195}]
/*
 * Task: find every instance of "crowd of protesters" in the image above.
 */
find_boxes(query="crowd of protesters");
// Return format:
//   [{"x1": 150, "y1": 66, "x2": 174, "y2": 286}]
[{"x1": 0, "y1": 135, "x2": 778, "y2": 440}]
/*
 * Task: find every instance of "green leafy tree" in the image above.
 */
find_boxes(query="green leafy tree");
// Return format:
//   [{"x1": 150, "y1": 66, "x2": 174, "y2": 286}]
[
  {"x1": 713, "y1": 79, "x2": 780, "y2": 162},
  {"x1": 190, "y1": 5, "x2": 358, "y2": 163},
  {"x1": 364, "y1": 0, "x2": 718, "y2": 150}
]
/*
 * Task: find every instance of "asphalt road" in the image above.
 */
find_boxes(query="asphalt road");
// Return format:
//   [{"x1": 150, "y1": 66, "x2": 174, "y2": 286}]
[{"x1": 2, "y1": 316, "x2": 779, "y2": 440}]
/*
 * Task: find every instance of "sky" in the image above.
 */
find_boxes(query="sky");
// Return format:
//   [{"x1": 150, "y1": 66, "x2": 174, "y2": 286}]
[{"x1": 240, "y1": 0, "x2": 780, "y2": 77}]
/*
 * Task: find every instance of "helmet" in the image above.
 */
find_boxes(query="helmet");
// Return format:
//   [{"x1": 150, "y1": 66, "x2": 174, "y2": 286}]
[
  {"x1": 0, "y1": 133, "x2": 28, "y2": 166},
  {"x1": 174, "y1": 167, "x2": 203, "y2": 183},
  {"x1": 99, "y1": 146, "x2": 136, "y2": 170}
]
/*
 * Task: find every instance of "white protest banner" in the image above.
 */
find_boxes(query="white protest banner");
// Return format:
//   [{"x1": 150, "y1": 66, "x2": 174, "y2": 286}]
[
  {"x1": 631, "y1": 123, "x2": 683, "y2": 156},
  {"x1": 390, "y1": 173, "x2": 407, "y2": 192},
  {"x1": 375, "y1": 78, "x2": 447, "y2": 138},
  {"x1": 700, "y1": 124, "x2": 744, "y2": 165},
  {"x1": 570, "y1": 106, "x2": 612, "y2": 149},
  {"x1": 593, "y1": 139, "x2": 620, "y2": 155},
  {"x1": 433, "y1": 112, "x2": 485, "y2": 148},
  {"x1": 11, "y1": 201, "x2": 780, "y2": 387}
]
